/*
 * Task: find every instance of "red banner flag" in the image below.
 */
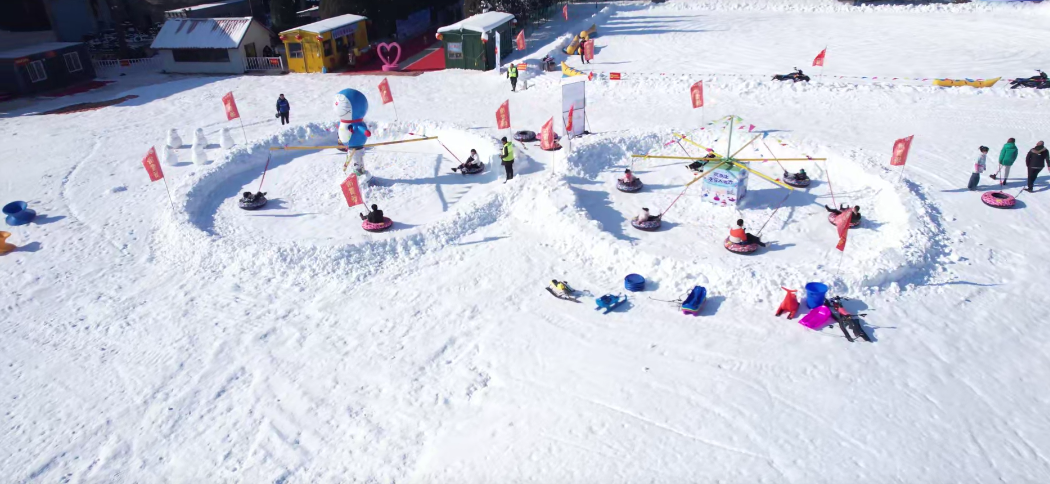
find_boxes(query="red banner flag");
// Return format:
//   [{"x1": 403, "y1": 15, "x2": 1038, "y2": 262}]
[
  {"x1": 583, "y1": 40, "x2": 594, "y2": 61},
  {"x1": 690, "y1": 81, "x2": 704, "y2": 109},
  {"x1": 835, "y1": 208, "x2": 854, "y2": 251},
  {"x1": 563, "y1": 5, "x2": 568, "y2": 20},
  {"x1": 378, "y1": 78, "x2": 394, "y2": 105},
  {"x1": 566, "y1": 105, "x2": 574, "y2": 134},
  {"x1": 496, "y1": 100, "x2": 511, "y2": 130},
  {"x1": 540, "y1": 117, "x2": 555, "y2": 150},
  {"x1": 515, "y1": 30, "x2": 525, "y2": 51},
  {"x1": 142, "y1": 147, "x2": 164, "y2": 182},
  {"x1": 222, "y1": 92, "x2": 240, "y2": 121},
  {"x1": 890, "y1": 135, "x2": 914, "y2": 166},
  {"x1": 340, "y1": 174, "x2": 364, "y2": 207},
  {"x1": 609, "y1": 72, "x2": 621, "y2": 80},
  {"x1": 813, "y1": 48, "x2": 827, "y2": 67}
]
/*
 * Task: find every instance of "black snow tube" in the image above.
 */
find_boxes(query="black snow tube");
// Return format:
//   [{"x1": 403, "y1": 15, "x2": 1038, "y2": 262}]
[
  {"x1": 631, "y1": 216, "x2": 661, "y2": 231},
  {"x1": 239, "y1": 195, "x2": 268, "y2": 210},
  {"x1": 514, "y1": 130, "x2": 537, "y2": 142},
  {"x1": 616, "y1": 178, "x2": 643, "y2": 193},
  {"x1": 461, "y1": 162, "x2": 484, "y2": 175}
]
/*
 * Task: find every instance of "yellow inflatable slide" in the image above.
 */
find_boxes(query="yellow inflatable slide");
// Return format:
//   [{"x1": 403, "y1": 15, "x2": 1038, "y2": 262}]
[
  {"x1": 561, "y1": 62, "x2": 593, "y2": 80},
  {"x1": 932, "y1": 77, "x2": 1001, "y2": 88},
  {"x1": 564, "y1": 24, "x2": 598, "y2": 55}
]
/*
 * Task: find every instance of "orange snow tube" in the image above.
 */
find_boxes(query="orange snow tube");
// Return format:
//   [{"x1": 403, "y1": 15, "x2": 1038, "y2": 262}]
[{"x1": 932, "y1": 77, "x2": 1001, "y2": 88}]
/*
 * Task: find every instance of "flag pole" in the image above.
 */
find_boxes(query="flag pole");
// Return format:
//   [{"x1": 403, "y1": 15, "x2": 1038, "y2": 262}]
[
  {"x1": 820, "y1": 46, "x2": 827, "y2": 84},
  {"x1": 392, "y1": 100, "x2": 399, "y2": 121},
  {"x1": 238, "y1": 117, "x2": 249, "y2": 144},
  {"x1": 161, "y1": 177, "x2": 177, "y2": 215},
  {"x1": 258, "y1": 152, "x2": 273, "y2": 192}
]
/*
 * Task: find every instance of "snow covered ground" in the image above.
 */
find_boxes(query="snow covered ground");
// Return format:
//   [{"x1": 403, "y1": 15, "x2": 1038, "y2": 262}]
[{"x1": 3, "y1": 1, "x2": 1050, "y2": 482}]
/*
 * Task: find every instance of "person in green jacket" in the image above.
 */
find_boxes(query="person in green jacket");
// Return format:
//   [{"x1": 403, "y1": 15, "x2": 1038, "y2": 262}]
[
  {"x1": 993, "y1": 138, "x2": 1018, "y2": 185},
  {"x1": 500, "y1": 137, "x2": 515, "y2": 182}
]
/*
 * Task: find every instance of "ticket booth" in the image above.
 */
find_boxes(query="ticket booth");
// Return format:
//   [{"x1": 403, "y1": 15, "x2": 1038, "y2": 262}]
[
  {"x1": 701, "y1": 163, "x2": 750, "y2": 207},
  {"x1": 280, "y1": 13, "x2": 369, "y2": 73}
]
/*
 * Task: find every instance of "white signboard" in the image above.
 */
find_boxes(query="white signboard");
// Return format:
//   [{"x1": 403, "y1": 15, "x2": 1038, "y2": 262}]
[{"x1": 561, "y1": 78, "x2": 587, "y2": 136}]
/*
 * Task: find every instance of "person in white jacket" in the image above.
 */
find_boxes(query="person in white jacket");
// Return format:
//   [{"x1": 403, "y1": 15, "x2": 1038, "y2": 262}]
[
  {"x1": 636, "y1": 207, "x2": 655, "y2": 223},
  {"x1": 975, "y1": 146, "x2": 988, "y2": 174}
]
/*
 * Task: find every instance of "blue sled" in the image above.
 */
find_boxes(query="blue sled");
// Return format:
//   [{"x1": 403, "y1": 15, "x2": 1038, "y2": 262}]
[
  {"x1": 595, "y1": 294, "x2": 626, "y2": 314},
  {"x1": 681, "y1": 286, "x2": 707, "y2": 315}
]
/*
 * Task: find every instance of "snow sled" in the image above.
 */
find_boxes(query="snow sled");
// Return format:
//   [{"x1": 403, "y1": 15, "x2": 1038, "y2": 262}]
[
  {"x1": 681, "y1": 286, "x2": 707, "y2": 315},
  {"x1": 1010, "y1": 74, "x2": 1049, "y2": 89},
  {"x1": 514, "y1": 130, "x2": 537, "y2": 142},
  {"x1": 799, "y1": 306, "x2": 831, "y2": 330},
  {"x1": 362, "y1": 217, "x2": 393, "y2": 232},
  {"x1": 724, "y1": 237, "x2": 760, "y2": 254},
  {"x1": 631, "y1": 215, "x2": 662, "y2": 231},
  {"x1": 783, "y1": 172, "x2": 811, "y2": 188},
  {"x1": 547, "y1": 280, "x2": 580, "y2": 302},
  {"x1": 595, "y1": 294, "x2": 626, "y2": 314},
  {"x1": 772, "y1": 70, "x2": 810, "y2": 83},
  {"x1": 981, "y1": 191, "x2": 1016, "y2": 209},
  {"x1": 459, "y1": 162, "x2": 484, "y2": 175},
  {"x1": 541, "y1": 141, "x2": 563, "y2": 151},
  {"x1": 827, "y1": 212, "x2": 861, "y2": 227},
  {"x1": 239, "y1": 192, "x2": 267, "y2": 210},
  {"x1": 616, "y1": 178, "x2": 643, "y2": 193}
]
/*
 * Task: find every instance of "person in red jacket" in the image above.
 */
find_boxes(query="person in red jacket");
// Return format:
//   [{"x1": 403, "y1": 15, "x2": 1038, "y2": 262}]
[
  {"x1": 1026, "y1": 141, "x2": 1049, "y2": 192},
  {"x1": 729, "y1": 219, "x2": 766, "y2": 247}
]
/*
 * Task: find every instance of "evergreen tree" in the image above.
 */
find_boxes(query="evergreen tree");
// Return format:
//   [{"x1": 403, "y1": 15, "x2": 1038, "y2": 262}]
[{"x1": 270, "y1": 0, "x2": 299, "y2": 33}]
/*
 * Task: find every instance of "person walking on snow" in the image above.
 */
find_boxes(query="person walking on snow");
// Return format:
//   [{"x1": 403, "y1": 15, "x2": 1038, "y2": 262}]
[
  {"x1": 507, "y1": 63, "x2": 518, "y2": 92},
  {"x1": 501, "y1": 137, "x2": 515, "y2": 182},
  {"x1": 1026, "y1": 141, "x2": 1049, "y2": 192},
  {"x1": 993, "y1": 138, "x2": 1018, "y2": 185},
  {"x1": 969, "y1": 146, "x2": 988, "y2": 191},
  {"x1": 276, "y1": 94, "x2": 290, "y2": 125}
]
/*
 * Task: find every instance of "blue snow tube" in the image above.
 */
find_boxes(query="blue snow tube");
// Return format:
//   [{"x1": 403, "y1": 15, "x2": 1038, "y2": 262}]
[
  {"x1": 625, "y1": 274, "x2": 645, "y2": 292},
  {"x1": 805, "y1": 282, "x2": 828, "y2": 309}
]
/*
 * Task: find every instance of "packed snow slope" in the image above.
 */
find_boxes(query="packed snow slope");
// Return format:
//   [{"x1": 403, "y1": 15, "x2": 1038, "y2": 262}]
[{"x1": 3, "y1": 1, "x2": 1050, "y2": 482}]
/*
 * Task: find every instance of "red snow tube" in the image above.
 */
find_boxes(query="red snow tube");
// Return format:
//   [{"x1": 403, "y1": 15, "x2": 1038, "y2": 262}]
[
  {"x1": 981, "y1": 191, "x2": 1016, "y2": 208},
  {"x1": 724, "y1": 237, "x2": 760, "y2": 254},
  {"x1": 362, "y1": 217, "x2": 393, "y2": 232},
  {"x1": 827, "y1": 213, "x2": 861, "y2": 227}
]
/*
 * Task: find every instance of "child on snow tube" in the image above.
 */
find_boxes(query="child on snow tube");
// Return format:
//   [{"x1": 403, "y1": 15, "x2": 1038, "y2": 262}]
[
  {"x1": 787, "y1": 169, "x2": 809, "y2": 181},
  {"x1": 452, "y1": 149, "x2": 483, "y2": 173},
  {"x1": 729, "y1": 219, "x2": 766, "y2": 247},
  {"x1": 239, "y1": 191, "x2": 267, "y2": 209},
  {"x1": 825, "y1": 203, "x2": 861, "y2": 225},
  {"x1": 621, "y1": 169, "x2": 638, "y2": 184},
  {"x1": 360, "y1": 203, "x2": 385, "y2": 224}
]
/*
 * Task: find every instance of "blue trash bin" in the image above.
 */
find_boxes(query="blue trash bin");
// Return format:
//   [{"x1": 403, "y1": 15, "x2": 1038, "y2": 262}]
[
  {"x1": 625, "y1": 274, "x2": 645, "y2": 292},
  {"x1": 805, "y1": 282, "x2": 828, "y2": 309}
]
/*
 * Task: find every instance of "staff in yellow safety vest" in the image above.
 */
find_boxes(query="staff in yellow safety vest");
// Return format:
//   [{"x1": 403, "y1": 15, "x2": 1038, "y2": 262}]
[
  {"x1": 501, "y1": 137, "x2": 515, "y2": 182},
  {"x1": 507, "y1": 63, "x2": 518, "y2": 92}
]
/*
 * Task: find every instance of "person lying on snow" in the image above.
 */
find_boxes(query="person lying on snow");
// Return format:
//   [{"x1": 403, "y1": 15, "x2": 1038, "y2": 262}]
[
  {"x1": 359, "y1": 203, "x2": 384, "y2": 223},
  {"x1": 241, "y1": 191, "x2": 266, "y2": 202},
  {"x1": 825, "y1": 204, "x2": 862, "y2": 224},
  {"x1": 636, "y1": 207, "x2": 659, "y2": 223},
  {"x1": 452, "y1": 149, "x2": 482, "y2": 172},
  {"x1": 621, "y1": 168, "x2": 637, "y2": 184},
  {"x1": 729, "y1": 219, "x2": 766, "y2": 247}
]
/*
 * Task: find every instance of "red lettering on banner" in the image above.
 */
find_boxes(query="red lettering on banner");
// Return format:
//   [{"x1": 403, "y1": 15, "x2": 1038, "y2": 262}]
[
  {"x1": 496, "y1": 100, "x2": 511, "y2": 130},
  {"x1": 340, "y1": 174, "x2": 364, "y2": 207},
  {"x1": 378, "y1": 78, "x2": 394, "y2": 105},
  {"x1": 221, "y1": 92, "x2": 240, "y2": 121},
  {"x1": 890, "y1": 135, "x2": 914, "y2": 166},
  {"x1": 142, "y1": 147, "x2": 164, "y2": 182},
  {"x1": 690, "y1": 81, "x2": 704, "y2": 109}
]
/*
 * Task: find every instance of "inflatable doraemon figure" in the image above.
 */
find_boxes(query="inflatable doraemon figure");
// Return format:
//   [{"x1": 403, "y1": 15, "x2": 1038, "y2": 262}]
[{"x1": 334, "y1": 88, "x2": 372, "y2": 183}]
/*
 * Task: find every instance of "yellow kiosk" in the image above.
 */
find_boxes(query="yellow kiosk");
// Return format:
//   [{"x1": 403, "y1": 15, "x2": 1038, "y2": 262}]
[{"x1": 280, "y1": 13, "x2": 369, "y2": 73}]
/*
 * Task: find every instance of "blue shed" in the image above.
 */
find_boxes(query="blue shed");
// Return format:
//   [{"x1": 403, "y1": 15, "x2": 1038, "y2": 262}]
[{"x1": 0, "y1": 42, "x2": 96, "y2": 97}]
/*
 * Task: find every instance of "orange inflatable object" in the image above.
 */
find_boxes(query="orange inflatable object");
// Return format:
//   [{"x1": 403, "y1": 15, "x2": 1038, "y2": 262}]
[
  {"x1": 775, "y1": 287, "x2": 800, "y2": 319},
  {"x1": 0, "y1": 231, "x2": 15, "y2": 255}
]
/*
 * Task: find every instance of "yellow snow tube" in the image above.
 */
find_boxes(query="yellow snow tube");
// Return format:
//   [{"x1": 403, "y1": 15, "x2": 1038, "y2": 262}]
[
  {"x1": 933, "y1": 77, "x2": 1001, "y2": 88},
  {"x1": 561, "y1": 61, "x2": 592, "y2": 79},
  {"x1": 564, "y1": 35, "x2": 581, "y2": 55}
]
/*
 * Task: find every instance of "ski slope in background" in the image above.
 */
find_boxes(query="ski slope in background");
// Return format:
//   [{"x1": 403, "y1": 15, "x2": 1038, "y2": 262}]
[{"x1": 2, "y1": 1, "x2": 1050, "y2": 482}]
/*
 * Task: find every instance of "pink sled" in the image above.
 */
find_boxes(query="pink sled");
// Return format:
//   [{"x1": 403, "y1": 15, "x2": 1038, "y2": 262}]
[{"x1": 799, "y1": 306, "x2": 832, "y2": 330}]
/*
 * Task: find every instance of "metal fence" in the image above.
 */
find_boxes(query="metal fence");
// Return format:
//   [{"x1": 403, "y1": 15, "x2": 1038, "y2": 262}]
[
  {"x1": 92, "y1": 57, "x2": 162, "y2": 74},
  {"x1": 245, "y1": 56, "x2": 285, "y2": 72}
]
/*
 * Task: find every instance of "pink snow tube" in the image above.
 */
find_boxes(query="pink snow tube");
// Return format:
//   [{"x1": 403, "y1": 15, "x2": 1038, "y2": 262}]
[
  {"x1": 724, "y1": 237, "x2": 760, "y2": 254},
  {"x1": 828, "y1": 213, "x2": 860, "y2": 228},
  {"x1": 981, "y1": 191, "x2": 1016, "y2": 209},
  {"x1": 361, "y1": 217, "x2": 393, "y2": 232}
]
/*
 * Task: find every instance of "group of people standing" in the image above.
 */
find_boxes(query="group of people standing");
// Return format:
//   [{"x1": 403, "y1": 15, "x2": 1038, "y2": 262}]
[{"x1": 977, "y1": 139, "x2": 1049, "y2": 192}]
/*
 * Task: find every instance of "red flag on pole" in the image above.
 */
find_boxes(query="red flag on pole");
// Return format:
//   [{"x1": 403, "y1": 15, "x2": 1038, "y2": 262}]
[
  {"x1": 890, "y1": 135, "x2": 914, "y2": 166},
  {"x1": 515, "y1": 30, "x2": 525, "y2": 51},
  {"x1": 340, "y1": 174, "x2": 364, "y2": 207},
  {"x1": 583, "y1": 40, "x2": 594, "y2": 61},
  {"x1": 834, "y1": 208, "x2": 854, "y2": 251},
  {"x1": 378, "y1": 78, "x2": 394, "y2": 105},
  {"x1": 566, "y1": 105, "x2": 574, "y2": 134},
  {"x1": 813, "y1": 48, "x2": 827, "y2": 67},
  {"x1": 540, "y1": 117, "x2": 555, "y2": 150},
  {"x1": 142, "y1": 147, "x2": 164, "y2": 182},
  {"x1": 563, "y1": 5, "x2": 568, "y2": 20},
  {"x1": 221, "y1": 92, "x2": 240, "y2": 121},
  {"x1": 690, "y1": 81, "x2": 704, "y2": 108},
  {"x1": 496, "y1": 100, "x2": 511, "y2": 130}
]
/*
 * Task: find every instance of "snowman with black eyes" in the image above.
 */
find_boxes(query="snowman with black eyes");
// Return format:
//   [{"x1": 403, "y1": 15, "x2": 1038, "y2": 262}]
[{"x1": 334, "y1": 88, "x2": 372, "y2": 184}]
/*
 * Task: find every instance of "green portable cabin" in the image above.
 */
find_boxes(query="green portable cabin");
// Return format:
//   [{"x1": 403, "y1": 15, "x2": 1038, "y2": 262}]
[{"x1": 437, "y1": 12, "x2": 515, "y2": 71}]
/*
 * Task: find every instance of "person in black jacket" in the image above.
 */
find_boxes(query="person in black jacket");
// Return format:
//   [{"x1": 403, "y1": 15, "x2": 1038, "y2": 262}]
[
  {"x1": 1026, "y1": 141, "x2": 1049, "y2": 192},
  {"x1": 276, "y1": 94, "x2": 290, "y2": 125},
  {"x1": 359, "y1": 204, "x2": 384, "y2": 223},
  {"x1": 825, "y1": 204, "x2": 862, "y2": 224}
]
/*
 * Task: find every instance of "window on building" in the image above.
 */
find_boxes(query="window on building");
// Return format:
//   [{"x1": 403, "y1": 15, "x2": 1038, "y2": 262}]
[
  {"x1": 335, "y1": 36, "x2": 346, "y2": 53},
  {"x1": 288, "y1": 43, "x2": 303, "y2": 58},
  {"x1": 63, "y1": 52, "x2": 83, "y2": 73},
  {"x1": 244, "y1": 42, "x2": 257, "y2": 58},
  {"x1": 323, "y1": 39, "x2": 332, "y2": 57},
  {"x1": 171, "y1": 49, "x2": 231, "y2": 63},
  {"x1": 27, "y1": 60, "x2": 47, "y2": 82}
]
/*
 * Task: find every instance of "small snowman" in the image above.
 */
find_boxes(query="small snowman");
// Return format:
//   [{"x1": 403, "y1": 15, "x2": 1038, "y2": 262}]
[
  {"x1": 192, "y1": 128, "x2": 208, "y2": 150},
  {"x1": 167, "y1": 128, "x2": 182, "y2": 148},
  {"x1": 220, "y1": 127, "x2": 235, "y2": 149},
  {"x1": 192, "y1": 144, "x2": 207, "y2": 165},
  {"x1": 162, "y1": 145, "x2": 179, "y2": 166}
]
